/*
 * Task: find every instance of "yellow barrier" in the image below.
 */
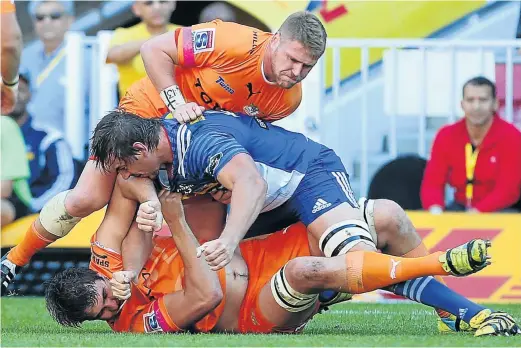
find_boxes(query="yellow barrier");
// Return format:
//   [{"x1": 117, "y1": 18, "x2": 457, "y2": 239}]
[
  {"x1": 228, "y1": 0, "x2": 485, "y2": 87},
  {"x1": 2, "y1": 211, "x2": 519, "y2": 303}
]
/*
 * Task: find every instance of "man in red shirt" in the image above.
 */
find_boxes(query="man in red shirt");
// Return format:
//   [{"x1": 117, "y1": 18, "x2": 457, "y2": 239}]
[{"x1": 421, "y1": 76, "x2": 521, "y2": 213}]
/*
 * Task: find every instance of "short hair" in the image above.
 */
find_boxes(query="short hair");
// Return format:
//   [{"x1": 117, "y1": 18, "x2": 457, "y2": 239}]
[
  {"x1": 462, "y1": 76, "x2": 496, "y2": 99},
  {"x1": 278, "y1": 11, "x2": 327, "y2": 60},
  {"x1": 45, "y1": 268, "x2": 103, "y2": 327},
  {"x1": 29, "y1": 0, "x2": 75, "y2": 18},
  {"x1": 90, "y1": 109, "x2": 162, "y2": 172}
]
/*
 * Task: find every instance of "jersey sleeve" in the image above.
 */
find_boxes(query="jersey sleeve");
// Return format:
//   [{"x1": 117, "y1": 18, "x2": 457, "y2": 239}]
[
  {"x1": 111, "y1": 295, "x2": 183, "y2": 333},
  {"x1": 185, "y1": 131, "x2": 248, "y2": 180},
  {"x1": 174, "y1": 20, "x2": 251, "y2": 69}
]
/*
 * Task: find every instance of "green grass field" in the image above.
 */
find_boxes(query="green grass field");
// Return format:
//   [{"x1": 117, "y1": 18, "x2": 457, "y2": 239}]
[{"x1": 1, "y1": 298, "x2": 519, "y2": 347}]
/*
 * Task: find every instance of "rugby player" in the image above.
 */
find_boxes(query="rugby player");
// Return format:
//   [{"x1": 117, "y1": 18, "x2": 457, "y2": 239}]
[
  {"x1": 44, "y1": 177, "x2": 518, "y2": 336},
  {"x1": 1, "y1": 11, "x2": 326, "y2": 290}
]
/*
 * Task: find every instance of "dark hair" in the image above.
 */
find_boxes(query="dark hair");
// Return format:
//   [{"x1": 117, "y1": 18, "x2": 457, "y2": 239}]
[
  {"x1": 45, "y1": 268, "x2": 104, "y2": 327},
  {"x1": 462, "y1": 76, "x2": 496, "y2": 99},
  {"x1": 90, "y1": 109, "x2": 162, "y2": 172}
]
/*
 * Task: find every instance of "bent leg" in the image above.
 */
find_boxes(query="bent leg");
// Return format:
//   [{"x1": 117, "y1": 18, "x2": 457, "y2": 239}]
[{"x1": 7, "y1": 161, "x2": 116, "y2": 267}]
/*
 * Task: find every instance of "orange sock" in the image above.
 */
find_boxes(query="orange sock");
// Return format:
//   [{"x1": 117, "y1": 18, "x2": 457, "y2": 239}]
[
  {"x1": 344, "y1": 250, "x2": 448, "y2": 294},
  {"x1": 7, "y1": 222, "x2": 56, "y2": 266},
  {"x1": 402, "y1": 243, "x2": 450, "y2": 317}
]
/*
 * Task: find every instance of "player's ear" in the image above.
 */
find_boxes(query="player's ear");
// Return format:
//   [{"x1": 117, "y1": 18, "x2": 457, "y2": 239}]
[{"x1": 132, "y1": 142, "x2": 148, "y2": 155}]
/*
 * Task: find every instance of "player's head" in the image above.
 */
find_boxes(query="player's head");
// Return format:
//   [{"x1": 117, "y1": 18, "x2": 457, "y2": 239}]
[
  {"x1": 461, "y1": 76, "x2": 497, "y2": 127},
  {"x1": 45, "y1": 268, "x2": 121, "y2": 327},
  {"x1": 91, "y1": 109, "x2": 164, "y2": 179},
  {"x1": 132, "y1": 0, "x2": 176, "y2": 28},
  {"x1": 269, "y1": 11, "x2": 327, "y2": 88},
  {"x1": 29, "y1": 0, "x2": 74, "y2": 44}
]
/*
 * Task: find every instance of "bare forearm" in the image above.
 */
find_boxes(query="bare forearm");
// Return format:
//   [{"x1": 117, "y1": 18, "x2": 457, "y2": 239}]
[
  {"x1": 166, "y1": 217, "x2": 220, "y2": 290},
  {"x1": 140, "y1": 33, "x2": 179, "y2": 92},
  {"x1": 1, "y1": 14, "x2": 22, "y2": 83},
  {"x1": 221, "y1": 178, "x2": 266, "y2": 246},
  {"x1": 106, "y1": 40, "x2": 147, "y2": 65},
  {"x1": 122, "y1": 222, "x2": 152, "y2": 274}
]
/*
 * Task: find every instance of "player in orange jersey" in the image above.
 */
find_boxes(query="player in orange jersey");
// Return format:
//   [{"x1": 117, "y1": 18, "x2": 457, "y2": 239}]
[
  {"x1": 44, "y1": 177, "x2": 518, "y2": 336},
  {"x1": 1, "y1": 12, "x2": 327, "y2": 286},
  {"x1": 1, "y1": 0, "x2": 22, "y2": 114}
]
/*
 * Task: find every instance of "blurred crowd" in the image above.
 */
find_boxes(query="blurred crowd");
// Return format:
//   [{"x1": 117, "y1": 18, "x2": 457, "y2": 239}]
[{"x1": 1, "y1": 0, "x2": 521, "y2": 228}]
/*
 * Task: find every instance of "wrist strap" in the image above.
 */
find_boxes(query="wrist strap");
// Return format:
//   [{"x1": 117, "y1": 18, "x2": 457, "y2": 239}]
[
  {"x1": 160, "y1": 85, "x2": 186, "y2": 113},
  {"x1": 2, "y1": 75, "x2": 19, "y2": 87}
]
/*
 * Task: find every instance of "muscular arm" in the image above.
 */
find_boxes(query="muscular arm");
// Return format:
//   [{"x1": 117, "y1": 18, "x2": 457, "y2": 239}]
[
  {"x1": 217, "y1": 153, "x2": 267, "y2": 247},
  {"x1": 106, "y1": 39, "x2": 148, "y2": 65},
  {"x1": 96, "y1": 176, "x2": 158, "y2": 273},
  {"x1": 160, "y1": 192, "x2": 223, "y2": 329},
  {"x1": 1, "y1": 12, "x2": 22, "y2": 84},
  {"x1": 140, "y1": 31, "x2": 179, "y2": 92}
]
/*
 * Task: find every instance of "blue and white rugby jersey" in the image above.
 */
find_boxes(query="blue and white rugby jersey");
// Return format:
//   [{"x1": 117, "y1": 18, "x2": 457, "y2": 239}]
[{"x1": 160, "y1": 110, "x2": 323, "y2": 212}]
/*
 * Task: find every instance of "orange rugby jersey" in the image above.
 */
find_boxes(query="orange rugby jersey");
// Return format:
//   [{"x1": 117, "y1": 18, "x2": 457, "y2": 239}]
[
  {"x1": 174, "y1": 20, "x2": 302, "y2": 121},
  {"x1": 119, "y1": 20, "x2": 302, "y2": 121},
  {"x1": 95, "y1": 236, "x2": 227, "y2": 333}
]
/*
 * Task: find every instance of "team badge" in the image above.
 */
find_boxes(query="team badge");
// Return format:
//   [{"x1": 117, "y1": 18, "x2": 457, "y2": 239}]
[
  {"x1": 143, "y1": 311, "x2": 163, "y2": 333},
  {"x1": 192, "y1": 28, "x2": 215, "y2": 54}
]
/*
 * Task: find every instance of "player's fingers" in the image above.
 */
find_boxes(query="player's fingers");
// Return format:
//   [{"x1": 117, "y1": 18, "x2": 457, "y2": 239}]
[
  {"x1": 210, "y1": 190, "x2": 224, "y2": 201},
  {"x1": 193, "y1": 104, "x2": 203, "y2": 117},
  {"x1": 205, "y1": 248, "x2": 226, "y2": 263},
  {"x1": 113, "y1": 288, "x2": 131, "y2": 300},
  {"x1": 136, "y1": 216, "x2": 157, "y2": 227},
  {"x1": 137, "y1": 223, "x2": 154, "y2": 233},
  {"x1": 196, "y1": 245, "x2": 206, "y2": 258},
  {"x1": 198, "y1": 105, "x2": 206, "y2": 112},
  {"x1": 109, "y1": 280, "x2": 129, "y2": 291},
  {"x1": 210, "y1": 258, "x2": 230, "y2": 271},
  {"x1": 203, "y1": 242, "x2": 224, "y2": 257},
  {"x1": 136, "y1": 211, "x2": 157, "y2": 221},
  {"x1": 139, "y1": 204, "x2": 156, "y2": 214}
]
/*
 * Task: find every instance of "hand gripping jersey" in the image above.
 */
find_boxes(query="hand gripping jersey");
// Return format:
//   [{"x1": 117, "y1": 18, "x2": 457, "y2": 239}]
[{"x1": 161, "y1": 110, "x2": 323, "y2": 212}]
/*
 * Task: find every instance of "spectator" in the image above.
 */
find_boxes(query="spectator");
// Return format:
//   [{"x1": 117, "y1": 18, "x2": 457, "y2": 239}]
[
  {"x1": 20, "y1": 0, "x2": 89, "y2": 134},
  {"x1": 1, "y1": 0, "x2": 22, "y2": 114},
  {"x1": 106, "y1": 0, "x2": 178, "y2": 98},
  {"x1": 8, "y1": 75, "x2": 77, "y2": 217},
  {"x1": 199, "y1": 2, "x2": 237, "y2": 23},
  {"x1": 1, "y1": 117, "x2": 31, "y2": 226},
  {"x1": 421, "y1": 76, "x2": 521, "y2": 213}
]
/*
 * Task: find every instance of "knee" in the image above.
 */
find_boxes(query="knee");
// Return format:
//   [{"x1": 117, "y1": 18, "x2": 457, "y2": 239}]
[
  {"x1": 65, "y1": 188, "x2": 110, "y2": 217},
  {"x1": 374, "y1": 199, "x2": 418, "y2": 246},
  {"x1": 285, "y1": 258, "x2": 328, "y2": 291}
]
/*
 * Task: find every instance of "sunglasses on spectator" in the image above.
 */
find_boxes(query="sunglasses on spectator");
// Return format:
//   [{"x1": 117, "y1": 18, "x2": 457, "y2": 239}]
[
  {"x1": 35, "y1": 12, "x2": 64, "y2": 21},
  {"x1": 143, "y1": 1, "x2": 169, "y2": 6}
]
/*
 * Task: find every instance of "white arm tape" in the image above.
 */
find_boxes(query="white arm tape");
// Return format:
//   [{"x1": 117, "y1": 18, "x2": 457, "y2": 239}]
[
  {"x1": 39, "y1": 190, "x2": 81, "y2": 238},
  {"x1": 160, "y1": 85, "x2": 186, "y2": 113}
]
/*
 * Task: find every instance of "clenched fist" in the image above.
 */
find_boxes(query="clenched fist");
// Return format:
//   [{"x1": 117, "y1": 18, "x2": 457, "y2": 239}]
[{"x1": 136, "y1": 200, "x2": 163, "y2": 232}]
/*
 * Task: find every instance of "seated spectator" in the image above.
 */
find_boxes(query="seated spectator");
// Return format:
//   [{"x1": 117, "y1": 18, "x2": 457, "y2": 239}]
[
  {"x1": 1, "y1": 117, "x2": 31, "y2": 226},
  {"x1": 106, "y1": 0, "x2": 178, "y2": 98},
  {"x1": 421, "y1": 76, "x2": 521, "y2": 213},
  {"x1": 20, "y1": 0, "x2": 89, "y2": 134},
  {"x1": 8, "y1": 75, "x2": 76, "y2": 218},
  {"x1": 199, "y1": 2, "x2": 237, "y2": 23}
]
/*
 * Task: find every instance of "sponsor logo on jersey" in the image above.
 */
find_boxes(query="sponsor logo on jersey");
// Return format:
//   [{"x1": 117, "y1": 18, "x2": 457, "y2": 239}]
[
  {"x1": 244, "y1": 103, "x2": 260, "y2": 117},
  {"x1": 91, "y1": 250, "x2": 110, "y2": 268},
  {"x1": 205, "y1": 152, "x2": 223, "y2": 175},
  {"x1": 246, "y1": 82, "x2": 261, "y2": 100},
  {"x1": 254, "y1": 117, "x2": 268, "y2": 129},
  {"x1": 215, "y1": 76, "x2": 235, "y2": 94},
  {"x1": 143, "y1": 311, "x2": 163, "y2": 333},
  {"x1": 249, "y1": 31, "x2": 258, "y2": 55},
  {"x1": 192, "y1": 28, "x2": 215, "y2": 54}
]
